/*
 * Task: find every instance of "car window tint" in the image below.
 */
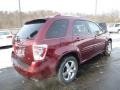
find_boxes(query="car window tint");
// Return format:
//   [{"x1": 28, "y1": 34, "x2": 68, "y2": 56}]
[
  {"x1": 46, "y1": 19, "x2": 68, "y2": 38},
  {"x1": 87, "y1": 21, "x2": 101, "y2": 35},
  {"x1": 73, "y1": 20, "x2": 90, "y2": 36},
  {"x1": 16, "y1": 23, "x2": 44, "y2": 39}
]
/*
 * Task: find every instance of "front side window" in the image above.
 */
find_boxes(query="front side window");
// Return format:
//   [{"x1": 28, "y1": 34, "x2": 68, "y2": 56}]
[
  {"x1": 72, "y1": 20, "x2": 90, "y2": 36},
  {"x1": 87, "y1": 21, "x2": 102, "y2": 35},
  {"x1": 46, "y1": 19, "x2": 68, "y2": 38}
]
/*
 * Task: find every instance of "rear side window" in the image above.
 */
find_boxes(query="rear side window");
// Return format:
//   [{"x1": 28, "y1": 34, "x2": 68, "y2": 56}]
[
  {"x1": 46, "y1": 19, "x2": 68, "y2": 38},
  {"x1": 16, "y1": 19, "x2": 46, "y2": 39}
]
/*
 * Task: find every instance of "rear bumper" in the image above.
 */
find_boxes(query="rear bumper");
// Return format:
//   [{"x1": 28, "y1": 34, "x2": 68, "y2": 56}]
[{"x1": 11, "y1": 52, "x2": 56, "y2": 79}]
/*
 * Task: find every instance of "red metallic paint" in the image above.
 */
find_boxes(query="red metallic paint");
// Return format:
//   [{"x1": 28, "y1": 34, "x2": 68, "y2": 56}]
[{"x1": 12, "y1": 16, "x2": 111, "y2": 80}]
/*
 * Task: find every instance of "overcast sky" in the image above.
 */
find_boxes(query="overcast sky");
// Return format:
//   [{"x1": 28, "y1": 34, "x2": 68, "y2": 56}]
[{"x1": 0, "y1": 0, "x2": 120, "y2": 15}]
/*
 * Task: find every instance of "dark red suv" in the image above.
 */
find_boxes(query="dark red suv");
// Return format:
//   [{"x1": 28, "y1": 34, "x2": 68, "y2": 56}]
[{"x1": 12, "y1": 15, "x2": 112, "y2": 84}]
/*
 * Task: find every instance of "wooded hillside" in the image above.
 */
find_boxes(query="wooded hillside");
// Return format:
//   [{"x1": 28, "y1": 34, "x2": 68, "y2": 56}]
[{"x1": 0, "y1": 10, "x2": 120, "y2": 29}]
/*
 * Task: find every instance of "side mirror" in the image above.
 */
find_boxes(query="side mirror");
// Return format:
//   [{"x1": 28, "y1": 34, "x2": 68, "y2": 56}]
[{"x1": 103, "y1": 29, "x2": 107, "y2": 33}]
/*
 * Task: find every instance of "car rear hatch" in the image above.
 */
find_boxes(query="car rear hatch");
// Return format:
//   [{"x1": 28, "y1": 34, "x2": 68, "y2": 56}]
[{"x1": 13, "y1": 19, "x2": 47, "y2": 65}]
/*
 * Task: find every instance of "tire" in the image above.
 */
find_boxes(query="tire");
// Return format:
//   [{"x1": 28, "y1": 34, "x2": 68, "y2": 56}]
[
  {"x1": 104, "y1": 41, "x2": 112, "y2": 56},
  {"x1": 58, "y1": 56, "x2": 78, "y2": 85},
  {"x1": 22, "y1": 76, "x2": 31, "y2": 81}
]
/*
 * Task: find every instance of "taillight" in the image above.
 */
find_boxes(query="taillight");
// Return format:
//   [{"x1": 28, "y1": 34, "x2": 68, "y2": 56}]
[
  {"x1": 32, "y1": 44, "x2": 48, "y2": 61},
  {"x1": 7, "y1": 36, "x2": 12, "y2": 38}
]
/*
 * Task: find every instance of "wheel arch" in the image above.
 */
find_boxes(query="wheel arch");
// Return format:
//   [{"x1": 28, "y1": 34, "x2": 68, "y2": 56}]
[{"x1": 56, "y1": 51, "x2": 81, "y2": 73}]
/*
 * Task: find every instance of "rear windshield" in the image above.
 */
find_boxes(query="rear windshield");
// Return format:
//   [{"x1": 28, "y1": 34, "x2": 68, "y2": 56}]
[{"x1": 16, "y1": 19, "x2": 46, "y2": 39}]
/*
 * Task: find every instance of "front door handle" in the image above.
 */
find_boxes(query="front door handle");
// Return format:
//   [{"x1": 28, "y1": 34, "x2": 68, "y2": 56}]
[{"x1": 75, "y1": 37, "x2": 85, "y2": 41}]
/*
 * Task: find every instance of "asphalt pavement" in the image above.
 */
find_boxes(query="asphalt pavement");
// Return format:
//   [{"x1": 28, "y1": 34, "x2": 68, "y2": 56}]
[{"x1": 0, "y1": 33, "x2": 120, "y2": 90}]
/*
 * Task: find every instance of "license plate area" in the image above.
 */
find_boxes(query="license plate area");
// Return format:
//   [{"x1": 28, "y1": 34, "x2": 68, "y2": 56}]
[{"x1": 16, "y1": 47, "x2": 25, "y2": 57}]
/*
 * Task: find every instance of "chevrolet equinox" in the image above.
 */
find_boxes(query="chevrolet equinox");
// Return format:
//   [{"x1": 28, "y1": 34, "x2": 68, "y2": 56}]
[{"x1": 12, "y1": 15, "x2": 112, "y2": 84}]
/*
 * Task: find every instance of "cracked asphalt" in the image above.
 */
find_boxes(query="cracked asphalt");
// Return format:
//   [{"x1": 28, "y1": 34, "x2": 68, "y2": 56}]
[{"x1": 0, "y1": 33, "x2": 120, "y2": 90}]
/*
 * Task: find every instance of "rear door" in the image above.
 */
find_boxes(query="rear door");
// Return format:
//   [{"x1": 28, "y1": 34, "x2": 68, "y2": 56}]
[
  {"x1": 72, "y1": 20, "x2": 95, "y2": 62},
  {"x1": 44, "y1": 19, "x2": 69, "y2": 61},
  {"x1": 87, "y1": 21, "x2": 106, "y2": 54}
]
